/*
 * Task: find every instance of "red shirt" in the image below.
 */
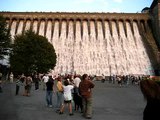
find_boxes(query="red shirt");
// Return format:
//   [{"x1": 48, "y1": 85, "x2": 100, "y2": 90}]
[{"x1": 79, "y1": 79, "x2": 95, "y2": 98}]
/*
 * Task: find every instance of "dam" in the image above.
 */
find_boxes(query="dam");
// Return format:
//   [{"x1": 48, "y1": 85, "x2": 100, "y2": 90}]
[{"x1": 0, "y1": 2, "x2": 159, "y2": 76}]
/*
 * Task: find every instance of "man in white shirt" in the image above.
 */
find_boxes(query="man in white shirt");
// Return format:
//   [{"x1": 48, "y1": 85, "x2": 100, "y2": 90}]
[
  {"x1": 74, "y1": 75, "x2": 81, "y2": 87},
  {"x1": 42, "y1": 74, "x2": 49, "y2": 90},
  {"x1": 73, "y1": 75, "x2": 82, "y2": 112}
]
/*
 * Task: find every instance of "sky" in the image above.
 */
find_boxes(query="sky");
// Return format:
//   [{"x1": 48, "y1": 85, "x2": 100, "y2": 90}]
[{"x1": 0, "y1": 0, "x2": 153, "y2": 13}]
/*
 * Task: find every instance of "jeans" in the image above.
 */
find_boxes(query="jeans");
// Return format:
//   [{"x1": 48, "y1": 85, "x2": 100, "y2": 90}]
[
  {"x1": 15, "y1": 85, "x2": 20, "y2": 95},
  {"x1": 46, "y1": 91, "x2": 53, "y2": 106},
  {"x1": 56, "y1": 91, "x2": 63, "y2": 109}
]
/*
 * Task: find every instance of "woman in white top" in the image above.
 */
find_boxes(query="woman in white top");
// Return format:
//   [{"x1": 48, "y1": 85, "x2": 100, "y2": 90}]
[{"x1": 59, "y1": 79, "x2": 74, "y2": 116}]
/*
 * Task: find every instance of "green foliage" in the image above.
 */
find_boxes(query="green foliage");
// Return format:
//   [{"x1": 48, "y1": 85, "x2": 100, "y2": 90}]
[
  {"x1": 0, "y1": 15, "x2": 11, "y2": 59},
  {"x1": 10, "y1": 30, "x2": 57, "y2": 75}
]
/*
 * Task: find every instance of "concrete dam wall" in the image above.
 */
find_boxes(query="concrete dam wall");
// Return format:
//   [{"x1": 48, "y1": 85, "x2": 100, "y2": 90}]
[{"x1": 0, "y1": 12, "x2": 159, "y2": 75}]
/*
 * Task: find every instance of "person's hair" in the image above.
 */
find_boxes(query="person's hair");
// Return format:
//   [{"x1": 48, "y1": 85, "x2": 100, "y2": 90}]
[
  {"x1": 140, "y1": 80, "x2": 160, "y2": 100},
  {"x1": 57, "y1": 76, "x2": 62, "y2": 81},
  {"x1": 64, "y1": 79, "x2": 69, "y2": 86},
  {"x1": 82, "y1": 74, "x2": 88, "y2": 80},
  {"x1": 49, "y1": 76, "x2": 52, "y2": 79},
  {"x1": 49, "y1": 76, "x2": 53, "y2": 82}
]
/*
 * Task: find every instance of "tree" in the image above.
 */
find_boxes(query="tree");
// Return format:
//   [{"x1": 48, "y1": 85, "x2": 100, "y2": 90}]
[
  {"x1": 10, "y1": 30, "x2": 57, "y2": 75},
  {"x1": 0, "y1": 15, "x2": 11, "y2": 59}
]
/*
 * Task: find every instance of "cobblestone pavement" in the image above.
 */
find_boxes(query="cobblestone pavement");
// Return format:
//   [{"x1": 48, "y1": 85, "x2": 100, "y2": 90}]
[{"x1": 0, "y1": 81, "x2": 145, "y2": 120}]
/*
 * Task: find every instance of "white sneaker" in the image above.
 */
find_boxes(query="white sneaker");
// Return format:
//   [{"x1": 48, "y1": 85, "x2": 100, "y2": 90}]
[{"x1": 49, "y1": 105, "x2": 52, "y2": 108}]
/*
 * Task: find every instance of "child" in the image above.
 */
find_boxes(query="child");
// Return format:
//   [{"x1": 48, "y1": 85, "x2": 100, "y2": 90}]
[{"x1": 59, "y1": 79, "x2": 74, "y2": 116}]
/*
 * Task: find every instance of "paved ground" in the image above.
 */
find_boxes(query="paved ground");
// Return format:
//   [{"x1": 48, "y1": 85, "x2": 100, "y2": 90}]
[{"x1": 0, "y1": 81, "x2": 145, "y2": 120}]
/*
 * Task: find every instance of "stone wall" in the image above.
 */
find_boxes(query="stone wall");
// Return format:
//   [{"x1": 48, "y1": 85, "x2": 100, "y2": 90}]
[
  {"x1": 150, "y1": 0, "x2": 160, "y2": 48},
  {"x1": 0, "y1": 11, "x2": 159, "y2": 75},
  {"x1": 0, "y1": 12, "x2": 151, "y2": 41}
]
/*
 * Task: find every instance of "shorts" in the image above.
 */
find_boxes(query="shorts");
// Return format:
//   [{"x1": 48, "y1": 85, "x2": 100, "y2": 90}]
[{"x1": 64, "y1": 100, "x2": 72, "y2": 103}]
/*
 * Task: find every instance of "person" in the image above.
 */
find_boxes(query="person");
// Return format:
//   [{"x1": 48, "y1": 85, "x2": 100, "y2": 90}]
[
  {"x1": 59, "y1": 79, "x2": 74, "y2": 116},
  {"x1": 42, "y1": 74, "x2": 49, "y2": 90},
  {"x1": 23, "y1": 76, "x2": 32, "y2": 96},
  {"x1": 46, "y1": 75, "x2": 54, "y2": 107},
  {"x1": 20, "y1": 73, "x2": 25, "y2": 83},
  {"x1": 56, "y1": 76, "x2": 64, "y2": 111},
  {"x1": 0, "y1": 80, "x2": 2, "y2": 93},
  {"x1": 73, "y1": 75, "x2": 81, "y2": 88},
  {"x1": 9, "y1": 72, "x2": 14, "y2": 83},
  {"x1": 140, "y1": 79, "x2": 160, "y2": 120},
  {"x1": 117, "y1": 76, "x2": 122, "y2": 87},
  {"x1": 73, "y1": 75, "x2": 83, "y2": 112},
  {"x1": 0, "y1": 72, "x2": 2, "y2": 80},
  {"x1": 0, "y1": 72, "x2": 2, "y2": 93},
  {"x1": 34, "y1": 74, "x2": 40, "y2": 90},
  {"x1": 101, "y1": 74, "x2": 105, "y2": 83},
  {"x1": 15, "y1": 75, "x2": 22, "y2": 95},
  {"x1": 79, "y1": 74, "x2": 95, "y2": 119}
]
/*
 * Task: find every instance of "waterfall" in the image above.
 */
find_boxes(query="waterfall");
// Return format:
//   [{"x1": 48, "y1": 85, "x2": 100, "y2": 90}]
[
  {"x1": 10, "y1": 20, "x2": 17, "y2": 43},
  {"x1": 104, "y1": 21, "x2": 112, "y2": 75},
  {"x1": 74, "y1": 21, "x2": 82, "y2": 74},
  {"x1": 46, "y1": 20, "x2": 52, "y2": 43},
  {"x1": 90, "y1": 21, "x2": 97, "y2": 75},
  {"x1": 132, "y1": 22, "x2": 152, "y2": 75},
  {"x1": 39, "y1": 20, "x2": 45, "y2": 36},
  {"x1": 52, "y1": 20, "x2": 60, "y2": 74},
  {"x1": 25, "y1": 20, "x2": 31, "y2": 31},
  {"x1": 82, "y1": 21, "x2": 89, "y2": 75},
  {"x1": 59, "y1": 20, "x2": 67, "y2": 74},
  {"x1": 67, "y1": 21, "x2": 74, "y2": 73},
  {"x1": 117, "y1": 21, "x2": 126, "y2": 75},
  {"x1": 8, "y1": 17, "x2": 156, "y2": 76},
  {"x1": 32, "y1": 20, "x2": 38, "y2": 33},
  {"x1": 16, "y1": 20, "x2": 24, "y2": 35}
]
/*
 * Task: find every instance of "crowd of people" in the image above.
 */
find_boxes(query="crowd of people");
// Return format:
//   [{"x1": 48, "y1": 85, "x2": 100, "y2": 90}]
[
  {"x1": 13, "y1": 73, "x2": 95, "y2": 119},
  {"x1": 99, "y1": 74, "x2": 151, "y2": 86},
  {"x1": 1, "y1": 71, "x2": 160, "y2": 119}
]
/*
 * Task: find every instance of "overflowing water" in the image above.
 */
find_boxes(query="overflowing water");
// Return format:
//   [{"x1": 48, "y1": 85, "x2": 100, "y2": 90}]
[{"x1": 9, "y1": 20, "x2": 154, "y2": 76}]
